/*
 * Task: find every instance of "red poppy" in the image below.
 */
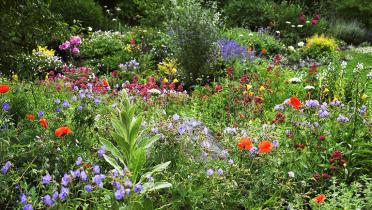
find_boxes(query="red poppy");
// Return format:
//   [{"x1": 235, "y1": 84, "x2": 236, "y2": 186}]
[
  {"x1": 261, "y1": 48, "x2": 267, "y2": 54},
  {"x1": 0, "y1": 84, "x2": 10, "y2": 93},
  {"x1": 238, "y1": 138, "x2": 253, "y2": 150},
  {"x1": 288, "y1": 97, "x2": 302, "y2": 110},
  {"x1": 258, "y1": 141, "x2": 273, "y2": 153},
  {"x1": 102, "y1": 79, "x2": 109, "y2": 87},
  {"x1": 313, "y1": 194, "x2": 326, "y2": 203},
  {"x1": 26, "y1": 114, "x2": 35, "y2": 120},
  {"x1": 39, "y1": 118, "x2": 48, "y2": 129},
  {"x1": 55, "y1": 126, "x2": 72, "y2": 137}
]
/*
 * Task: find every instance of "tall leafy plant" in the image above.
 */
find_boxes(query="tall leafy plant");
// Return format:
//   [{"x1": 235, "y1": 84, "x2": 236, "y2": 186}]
[{"x1": 100, "y1": 91, "x2": 171, "y2": 193}]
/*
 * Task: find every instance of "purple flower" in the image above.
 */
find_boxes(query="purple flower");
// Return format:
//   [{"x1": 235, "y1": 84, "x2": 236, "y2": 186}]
[
  {"x1": 112, "y1": 181, "x2": 121, "y2": 190},
  {"x1": 43, "y1": 194, "x2": 54, "y2": 206},
  {"x1": 320, "y1": 102, "x2": 327, "y2": 111},
  {"x1": 273, "y1": 140, "x2": 279, "y2": 148},
  {"x1": 93, "y1": 165, "x2": 100, "y2": 174},
  {"x1": 19, "y1": 193, "x2": 27, "y2": 204},
  {"x1": 206, "y1": 169, "x2": 214, "y2": 176},
  {"x1": 1, "y1": 161, "x2": 11, "y2": 173},
  {"x1": 94, "y1": 98, "x2": 101, "y2": 105},
  {"x1": 178, "y1": 124, "x2": 187, "y2": 135},
  {"x1": 56, "y1": 107, "x2": 61, "y2": 113},
  {"x1": 73, "y1": 169, "x2": 81, "y2": 178},
  {"x1": 42, "y1": 174, "x2": 52, "y2": 185},
  {"x1": 173, "y1": 114, "x2": 180, "y2": 121},
  {"x1": 62, "y1": 100, "x2": 69, "y2": 108},
  {"x1": 55, "y1": 99, "x2": 61, "y2": 104},
  {"x1": 318, "y1": 110, "x2": 330, "y2": 117},
  {"x1": 93, "y1": 174, "x2": 105, "y2": 188},
  {"x1": 151, "y1": 127, "x2": 159, "y2": 134},
  {"x1": 76, "y1": 156, "x2": 82, "y2": 166},
  {"x1": 59, "y1": 187, "x2": 69, "y2": 201},
  {"x1": 38, "y1": 111, "x2": 44, "y2": 118},
  {"x1": 84, "y1": 184, "x2": 93, "y2": 192},
  {"x1": 218, "y1": 39, "x2": 254, "y2": 62},
  {"x1": 217, "y1": 168, "x2": 223, "y2": 175},
  {"x1": 61, "y1": 174, "x2": 70, "y2": 186},
  {"x1": 71, "y1": 96, "x2": 77, "y2": 101},
  {"x1": 249, "y1": 146, "x2": 258, "y2": 156},
  {"x1": 114, "y1": 190, "x2": 124, "y2": 200},
  {"x1": 77, "y1": 106, "x2": 83, "y2": 110},
  {"x1": 305, "y1": 99, "x2": 319, "y2": 108},
  {"x1": 98, "y1": 146, "x2": 106, "y2": 158},
  {"x1": 133, "y1": 183, "x2": 142, "y2": 193},
  {"x1": 124, "y1": 179, "x2": 132, "y2": 188},
  {"x1": 360, "y1": 105, "x2": 367, "y2": 115},
  {"x1": 224, "y1": 127, "x2": 237, "y2": 135},
  {"x1": 23, "y1": 204, "x2": 33, "y2": 210},
  {"x1": 112, "y1": 169, "x2": 119, "y2": 178},
  {"x1": 2, "y1": 102, "x2": 10, "y2": 111},
  {"x1": 330, "y1": 100, "x2": 341, "y2": 107},
  {"x1": 337, "y1": 114, "x2": 349, "y2": 123},
  {"x1": 80, "y1": 170, "x2": 88, "y2": 182},
  {"x1": 274, "y1": 104, "x2": 285, "y2": 111},
  {"x1": 228, "y1": 159, "x2": 234, "y2": 165},
  {"x1": 52, "y1": 191, "x2": 59, "y2": 201}
]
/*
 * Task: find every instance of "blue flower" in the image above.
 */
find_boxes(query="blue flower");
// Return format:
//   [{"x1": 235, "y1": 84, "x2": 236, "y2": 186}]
[
  {"x1": 218, "y1": 39, "x2": 255, "y2": 62},
  {"x1": 43, "y1": 194, "x2": 54, "y2": 206},
  {"x1": 98, "y1": 146, "x2": 106, "y2": 158},
  {"x1": 305, "y1": 99, "x2": 319, "y2": 108},
  {"x1": 59, "y1": 187, "x2": 69, "y2": 201},
  {"x1": 93, "y1": 174, "x2": 105, "y2": 188},
  {"x1": 52, "y1": 191, "x2": 59, "y2": 201},
  {"x1": 2, "y1": 102, "x2": 10, "y2": 111},
  {"x1": 55, "y1": 99, "x2": 61, "y2": 104},
  {"x1": 178, "y1": 124, "x2": 187, "y2": 135},
  {"x1": 56, "y1": 107, "x2": 61, "y2": 113},
  {"x1": 217, "y1": 168, "x2": 223, "y2": 175},
  {"x1": 19, "y1": 193, "x2": 27, "y2": 204},
  {"x1": 206, "y1": 169, "x2": 214, "y2": 176},
  {"x1": 37, "y1": 111, "x2": 44, "y2": 118},
  {"x1": 42, "y1": 174, "x2": 52, "y2": 185},
  {"x1": 249, "y1": 146, "x2": 258, "y2": 156},
  {"x1": 112, "y1": 169, "x2": 119, "y2": 178},
  {"x1": 273, "y1": 140, "x2": 279, "y2": 148},
  {"x1": 61, "y1": 174, "x2": 70, "y2": 186},
  {"x1": 71, "y1": 96, "x2": 77, "y2": 101},
  {"x1": 62, "y1": 100, "x2": 69, "y2": 108},
  {"x1": 23, "y1": 204, "x2": 33, "y2": 210},
  {"x1": 124, "y1": 179, "x2": 132, "y2": 188},
  {"x1": 80, "y1": 170, "x2": 88, "y2": 182},
  {"x1": 84, "y1": 184, "x2": 93, "y2": 192},
  {"x1": 76, "y1": 156, "x2": 82, "y2": 166},
  {"x1": 77, "y1": 106, "x2": 83, "y2": 110},
  {"x1": 93, "y1": 165, "x2": 100, "y2": 174},
  {"x1": 172, "y1": 114, "x2": 180, "y2": 121},
  {"x1": 337, "y1": 114, "x2": 349, "y2": 123},
  {"x1": 73, "y1": 169, "x2": 81, "y2": 178},
  {"x1": 1, "y1": 161, "x2": 11, "y2": 173},
  {"x1": 318, "y1": 110, "x2": 329, "y2": 117},
  {"x1": 133, "y1": 183, "x2": 142, "y2": 193},
  {"x1": 114, "y1": 190, "x2": 124, "y2": 200},
  {"x1": 94, "y1": 98, "x2": 101, "y2": 105}
]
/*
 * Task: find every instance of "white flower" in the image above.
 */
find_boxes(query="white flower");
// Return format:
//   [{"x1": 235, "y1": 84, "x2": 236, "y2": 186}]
[
  {"x1": 289, "y1": 77, "x2": 301, "y2": 83},
  {"x1": 304, "y1": 85, "x2": 315, "y2": 90},
  {"x1": 306, "y1": 20, "x2": 310, "y2": 24},
  {"x1": 297, "y1": 42, "x2": 304, "y2": 47},
  {"x1": 291, "y1": 25, "x2": 296, "y2": 28},
  {"x1": 288, "y1": 46, "x2": 295, "y2": 52},
  {"x1": 248, "y1": 33, "x2": 253, "y2": 36},
  {"x1": 276, "y1": 31, "x2": 280, "y2": 34},
  {"x1": 87, "y1": 27, "x2": 92, "y2": 31},
  {"x1": 297, "y1": 25, "x2": 303, "y2": 28},
  {"x1": 239, "y1": 34, "x2": 244, "y2": 37},
  {"x1": 112, "y1": 18, "x2": 117, "y2": 21},
  {"x1": 285, "y1": 21, "x2": 291, "y2": 24},
  {"x1": 288, "y1": 171, "x2": 295, "y2": 178},
  {"x1": 147, "y1": 89, "x2": 161, "y2": 95},
  {"x1": 341, "y1": 61, "x2": 347, "y2": 69}
]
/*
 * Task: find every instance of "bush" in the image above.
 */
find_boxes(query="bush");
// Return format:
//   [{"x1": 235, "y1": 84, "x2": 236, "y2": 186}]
[
  {"x1": 51, "y1": 0, "x2": 108, "y2": 30},
  {"x1": 330, "y1": 19, "x2": 368, "y2": 45},
  {"x1": 303, "y1": 34, "x2": 338, "y2": 60},
  {"x1": 168, "y1": 0, "x2": 220, "y2": 85}
]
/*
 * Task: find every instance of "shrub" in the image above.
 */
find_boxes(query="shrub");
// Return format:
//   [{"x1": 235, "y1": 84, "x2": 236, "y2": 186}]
[
  {"x1": 303, "y1": 34, "x2": 338, "y2": 60},
  {"x1": 330, "y1": 19, "x2": 368, "y2": 45},
  {"x1": 51, "y1": 0, "x2": 108, "y2": 30},
  {"x1": 167, "y1": 0, "x2": 220, "y2": 85}
]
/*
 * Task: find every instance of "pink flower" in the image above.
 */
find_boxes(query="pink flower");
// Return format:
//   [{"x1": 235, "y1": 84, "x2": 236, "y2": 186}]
[
  {"x1": 311, "y1": 19, "x2": 318, "y2": 25},
  {"x1": 72, "y1": 47, "x2": 80, "y2": 55},
  {"x1": 70, "y1": 36, "x2": 82, "y2": 45},
  {"x1": 59, "y1": 41, "x2": 71, "y2": 50},
  {"x1": 314, "y1": 14, "x2": 320, "y2": 20}
]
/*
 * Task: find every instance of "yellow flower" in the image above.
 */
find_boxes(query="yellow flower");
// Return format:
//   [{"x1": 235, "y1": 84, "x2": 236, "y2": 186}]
[
  {"x1": 323, "y1": 88, "x2": 329, "y2": 94},
  {"x1": 246, "y1": 84, "x2": 252, "y2": 91},
  {"x1": 163, "y1": 78, "x2": 169, "y2": 83},
  {"x1": 173, "y1": 79, "x2": 179, "y2": 83},
  {"x1": 361, "y1": 94, "x2": 368, "y2": 101},
  {"x1": 45, "y1": 73, "x2": 49, "y2": 81},
  {"x1": 259, "y1": 86, "x2": 265, "y2": 92},
  {"x1": 248, "y1": 91, "x2": 254, "y2": 97},
  {"x1": 171, "y1": 68, "x2": 177, "y2": 74},
  {"x1": 12, "y1": 73, "x2": 18, "y2": 81},
  {"x1": 333, "y1": 97, "x2": 339, "y2": 102}
]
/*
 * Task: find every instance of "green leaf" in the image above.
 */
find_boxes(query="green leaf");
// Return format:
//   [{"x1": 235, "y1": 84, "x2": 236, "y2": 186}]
[
  {"x1": 141, "y1": 182, "x2": 172, "y2": 193},
  {"x1": 129, "y1": 116, "x2": 142, "y2": 149},
  {"x1": 112, "y1": 133, "x2": 130, "y2": 161},
  {"x1": 103, "y1": 154, "x2": 124, "y2": 175},
  {"x1": 140, "y1": 161, "x2": 171, "y2": 182},
  {"x1": 138, "y1": 134, "x2": 160, "y2": 149},
  {"x1": 100, "y1": 137, "x2": 125, "y2": 166}
]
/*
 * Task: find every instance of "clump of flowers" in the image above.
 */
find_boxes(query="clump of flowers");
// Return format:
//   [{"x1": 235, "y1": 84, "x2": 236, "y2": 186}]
[
  {"x1": 157, "y1": 58, "x2": 177, "y2": 75},
  {"x1": 119, "y1": 59, "x2": 139, "y2": 72},
  {"x1": 59, "y1": 36, "x2": 82, "y2": 56}
]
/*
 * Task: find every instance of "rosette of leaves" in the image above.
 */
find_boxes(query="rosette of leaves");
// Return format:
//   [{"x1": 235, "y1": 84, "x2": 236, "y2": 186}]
[{"x1": 100, "y1": 91, "x2": 171, "y2": 193}]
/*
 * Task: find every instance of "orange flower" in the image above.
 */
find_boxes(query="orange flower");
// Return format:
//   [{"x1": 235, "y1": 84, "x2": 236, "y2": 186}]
[
  {"x1": 238, "y1": 137, "x2": 253, "y2": 150},
  {"x1": 313, "y1": 194, "x2": 326, "y2": 203},
  {"x1": 261, "y1": 48, "x2": 267, "y2": 54},
  {"x1": 288, "y1": 96, "x2": 302, "y2": 110},
  {"x1": 258, "y1": 141, "x2": 273, "y2": 153},
  {"x1": 55, "y1": 126, "x2": 72, "y2": 137},
  {"x1": 0, "y1": 84, "x2": 10, "y2": 93},
  {"x1": 39, "y1": 118, "x2": 48, "y2": 129},
  {"x1": 102, "y1": 79, "x2": 109, "y2": 87},
  {"x1": 26, "y1": 114, "x2": 35, "y2": 120}
]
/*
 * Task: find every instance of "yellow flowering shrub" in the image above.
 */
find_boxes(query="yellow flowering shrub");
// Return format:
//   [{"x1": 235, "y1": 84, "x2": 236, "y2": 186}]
[
  {"x1": 32, "y1": 46, "x2": 55, "y2": 57},
  {"x1": 157, "y1": 58, "x2": 177, "y2": 75},
  {"x1": 306, "y1": 34, "x2": 338, "y2": 52}
]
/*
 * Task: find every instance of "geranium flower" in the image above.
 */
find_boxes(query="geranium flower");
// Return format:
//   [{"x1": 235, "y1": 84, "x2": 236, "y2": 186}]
[
  {"x1": 238, "y1": 138, "x2": 253, "y2": 150},
  {"x1": 288, "y1": 96, "x2": 302, "y2": 110},
  {"x1": 258, "y1": 141, "x2": 273, "y2": 153},
  {"x1": 55, "y1": 126, "x2": 72, "y2": 137},
  {"x1": 39, "y1": 118, "x2": 48, "y2": 129},
  {"x1": 313, "y1": 194, "x2": 326, "y2": 203},
  {"x1": 0, "y1": 84, "x2": 10, "y2": 93}
]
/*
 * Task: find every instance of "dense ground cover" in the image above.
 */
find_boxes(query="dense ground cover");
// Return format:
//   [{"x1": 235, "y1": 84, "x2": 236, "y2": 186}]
[{"x1": 0, "y1": 0, "x2": 371, "y2": 209}]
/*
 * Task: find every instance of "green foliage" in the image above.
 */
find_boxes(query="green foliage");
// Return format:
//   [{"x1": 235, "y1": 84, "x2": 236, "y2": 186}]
[
  {"x1": 101, "y1": 91, "x2": 172, "y2": 189},
  {"x1": 51, "y1": 0, "x2": 109, "y2": 30},
  {"x1": 330, "y1": 19, "x2": 368, "y2": 45},
  {"x1": 0, "y1": 0, "x2": 69, "y2": 75},
  {"x1": 168, "y1": 0, "x2": 220, "y2": 85}
]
